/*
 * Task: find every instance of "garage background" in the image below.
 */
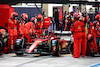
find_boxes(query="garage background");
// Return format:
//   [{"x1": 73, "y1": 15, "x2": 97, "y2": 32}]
[{"x1": 14, "y1": 7, "x2": 42, "y2": 19}]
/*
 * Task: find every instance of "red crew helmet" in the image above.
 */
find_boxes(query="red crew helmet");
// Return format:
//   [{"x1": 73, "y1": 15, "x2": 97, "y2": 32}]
[
  {"x1": 11, "y1": 12, "x2": 18, "y2": 18},
  {"x1": 93, "y1": 21, "x2": 99, "y2": 26},
  {"x1": 0, "y1": 29, "x2": 6, "y2": 35},
  {"x1": 88, "y1": 34, "x2": 94, "y2": 41},
  {"x1": 21, "y1": 13, "x2": 28, "y2": 20},
  {"x1": 95, "y1": 14, "x2": 99, "y2": 20},
  {"x1": 31, "y1": 17, "x2": 36, "y2": 22},
  {"x1": 31, "y1": 17, "x2": 37, "y2": 24},
  {"x1": 37, "y1": 14, "x2": 42, "y2": 19},
  {"x1": 73, "y1": 12, "x2": 81, "y2": 19}
]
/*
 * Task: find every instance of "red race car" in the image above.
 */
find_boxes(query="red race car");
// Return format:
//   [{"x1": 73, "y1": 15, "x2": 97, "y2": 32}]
[{"x1": 15, "y1": 30, "x2": 72, "y2": 57}]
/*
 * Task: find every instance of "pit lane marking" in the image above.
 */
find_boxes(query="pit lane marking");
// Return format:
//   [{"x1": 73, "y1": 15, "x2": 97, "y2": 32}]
[
  {"x1": 61, "y1": 54, "x2": 72, "y2": 57},
  {"x1": 14, "y1": 57, "x2": 50, "y2": 67},
  {"x1": 8, "y1": 53, "x2": 16, "y2": 56}
]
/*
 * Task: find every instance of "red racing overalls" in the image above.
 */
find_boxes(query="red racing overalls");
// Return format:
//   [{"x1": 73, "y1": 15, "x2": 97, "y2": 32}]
[
  {"x1": 71, "y1": 20, "x2": 84, "y2": 58},
  {"x1": 8, "y1": 18, "x2": 18, "y2": 51},
  {"x1": 26, "y1": 22, "x2": 35, "y2": 35},
  {"x1": 35, "y1": 21, "x2": 43, "y2": 38},
  {"x1": 20, "y1": 20, "x2": 31, "y2": 45},
  {"x1": 91, "y1": 23, "x2": 98, "y2": 53}
]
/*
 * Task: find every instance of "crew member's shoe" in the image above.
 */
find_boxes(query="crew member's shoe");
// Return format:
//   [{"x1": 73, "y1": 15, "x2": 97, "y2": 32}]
[
  {"x1": 82, "y1": 55, "x2": 85, "y2": 57},
  {"x1": 73, "y1": 56, "x2": 79, "y2": 58}
]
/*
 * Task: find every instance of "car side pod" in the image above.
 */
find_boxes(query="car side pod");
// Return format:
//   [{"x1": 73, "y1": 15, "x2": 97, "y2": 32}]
[{"x1": 28, "y1": 40, "x2": 42, "y2": 53}]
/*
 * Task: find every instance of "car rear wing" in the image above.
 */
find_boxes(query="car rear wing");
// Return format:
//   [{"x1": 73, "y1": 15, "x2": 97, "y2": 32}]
[{"x1": 54, "y1": 31, "x2": 72, "y2": 35}]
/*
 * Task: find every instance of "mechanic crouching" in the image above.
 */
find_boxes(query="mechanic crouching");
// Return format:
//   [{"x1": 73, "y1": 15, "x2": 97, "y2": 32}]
[
  {"x1": 94, "y1": 13, "x2": 100, "y2": 53},
  {"x1": 93, "y1": 19, "x2": 100, "y2": 53},
  {"x1": 0, "y1": 29, "x2": 6, "y2": 57},
  {"x1": 71, "y1": 12, "x2": 85, "y2": 58},
  {"x1": 83, "y1": 16, "x2": 98, "y2": 55}
]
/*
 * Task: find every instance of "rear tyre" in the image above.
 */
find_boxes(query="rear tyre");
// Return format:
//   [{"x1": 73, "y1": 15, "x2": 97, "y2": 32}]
[
  {"x1": 53, "y1": 40, "x2": 61, "y2": 57},
  {"x1": 68, "y1": 42, "x2": 73, "y2": 55},
  {"x1": 0, "y1": 37, "x2": 4, "y2": 52}
]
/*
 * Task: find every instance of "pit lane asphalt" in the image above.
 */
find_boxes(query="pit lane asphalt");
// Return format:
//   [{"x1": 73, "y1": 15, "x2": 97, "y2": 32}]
[
  {"x1": 0, "y1": 36, "x2": 100, "y2": 67},
  {"x1": 0, "y1": 53, "x2": 100, "y2": 67}
]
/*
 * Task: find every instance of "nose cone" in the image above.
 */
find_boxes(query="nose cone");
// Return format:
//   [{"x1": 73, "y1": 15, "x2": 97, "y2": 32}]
[{"x1": 28, "y1": 47, "x2": 33, "y2": 53}]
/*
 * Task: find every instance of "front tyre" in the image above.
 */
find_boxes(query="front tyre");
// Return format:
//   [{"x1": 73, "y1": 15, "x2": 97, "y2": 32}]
[{"x1": 16, "y1": 53, "x2": 24, "y2": 56}]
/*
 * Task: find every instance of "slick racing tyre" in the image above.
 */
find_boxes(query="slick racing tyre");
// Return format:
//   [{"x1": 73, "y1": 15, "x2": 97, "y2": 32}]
[
  {"x1": 16, "y1": 53, "x2": 24, "y2": 56},
  {"x1": 68, "y1": 42, "x2": 73, "y2": 55},
  {"x1": 0, "y1": 37, "x2": 4, "y2": 52},
  {"x1": 53, "y1": 40, "x2": 61, "y2": 57}
]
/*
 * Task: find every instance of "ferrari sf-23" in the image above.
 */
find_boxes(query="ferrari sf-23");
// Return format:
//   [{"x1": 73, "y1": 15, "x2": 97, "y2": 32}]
[{"x1": 15, "y1": 30, "x2": 72, "y2": 57}]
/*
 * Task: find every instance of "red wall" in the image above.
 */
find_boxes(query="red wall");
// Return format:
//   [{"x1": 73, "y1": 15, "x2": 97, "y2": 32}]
[{"x1": 0, "y1": 4, "x2": 14, "y2": 29}]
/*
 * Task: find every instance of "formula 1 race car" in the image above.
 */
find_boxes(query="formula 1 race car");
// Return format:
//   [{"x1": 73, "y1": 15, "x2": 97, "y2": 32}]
[{"x1": 15, "y1": 30, "x2": 72, "y2": 57}]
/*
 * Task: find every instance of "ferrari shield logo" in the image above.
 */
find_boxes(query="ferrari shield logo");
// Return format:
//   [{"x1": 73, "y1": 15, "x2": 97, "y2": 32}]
[
  {"x1": 38, "y1": 23, "x2": 40, "y2": 25},
  {"x1": 92, "y1": 26, "x2": 94, "y2": 29},
  {"x1": 15, "y1": 20, "x2": 17, "y2": 22},
  {"x1": 11, "y1": 13, "x2": 13, "y2": 16},
  {"x1": 78, "y1": 26, "x2": 81, "y2": 29},
  {"x1": 78, "y1": 21, "x2": 80, "y2": 22},
  {"x1": 12, "y1": 22, "x2": 14, "y2": 24},
  {"x1": 22, "y1": 23, "x2": 24, "y2": 25}
]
